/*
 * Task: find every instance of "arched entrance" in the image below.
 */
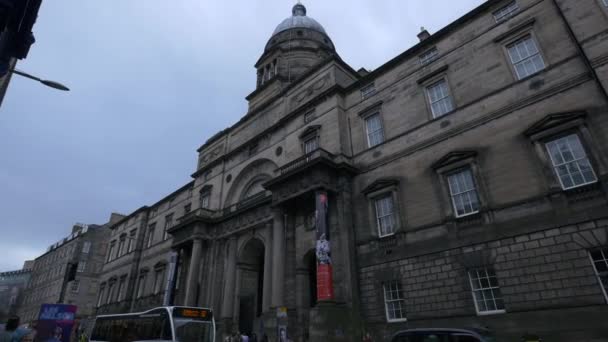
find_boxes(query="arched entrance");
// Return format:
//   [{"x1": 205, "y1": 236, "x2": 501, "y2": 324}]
[{"x1": 237, "y1": 238, "x2": 266, "y2": 336}]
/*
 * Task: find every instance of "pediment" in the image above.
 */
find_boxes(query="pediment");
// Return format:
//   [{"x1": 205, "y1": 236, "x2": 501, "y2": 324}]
[
  {"x1": 431, "y1": 151, "x2": 478, "y2": 170},
  {"x1": 524, "y1": 111, "x2": 586, "y2": 137},
  {"x1": 299, "y1": 125, "x2": 321, "y2": 138},
  {"x1": 362, "y1": 177, "x2": 400, "y2": 195}
]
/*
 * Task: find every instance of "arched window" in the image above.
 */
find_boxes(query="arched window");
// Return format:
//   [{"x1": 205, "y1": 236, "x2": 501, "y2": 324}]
[{"x1": 244, "y1": 180, "x2": 265, "y2": 199}]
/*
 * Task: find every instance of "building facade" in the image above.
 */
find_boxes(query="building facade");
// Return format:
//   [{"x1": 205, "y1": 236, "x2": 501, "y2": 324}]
[
  {"x1": 0, "y1": 262, "x2": 32, "y2": 322},
  {"x1": 18, "y1": 215, "x2": 122, "y2": 324},
  {"x1": 96, "y1": 0, "x2": 608, "y2": 341}
]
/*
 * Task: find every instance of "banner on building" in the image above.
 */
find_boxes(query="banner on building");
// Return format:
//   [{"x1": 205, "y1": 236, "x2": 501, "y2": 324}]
[
  {"x1": 315, "y1": 191, "x2": 334, "y2": 301},
  {"x1": 164, "y1": 250, "x2": 179, "y2": 306},
  {"x1": 36, "y1": 304, "x2": 77, "y2": 342}
]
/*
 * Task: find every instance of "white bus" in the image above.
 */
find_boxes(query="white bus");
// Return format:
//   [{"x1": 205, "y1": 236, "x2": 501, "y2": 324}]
[{"x1": 90, "y1": 306, "x2": 215, "y2": 342}]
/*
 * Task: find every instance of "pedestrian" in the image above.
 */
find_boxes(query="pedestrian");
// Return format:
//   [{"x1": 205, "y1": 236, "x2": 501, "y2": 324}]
[
  {"x1": 362, "y1": 332, "x2": 373, "y2": 342},
  {"x1": 240, "y1": 331, "x2": 249, "y2": 342},
  {"x1": 0, "y1": 316, "x2": 31, "y2": 342}
]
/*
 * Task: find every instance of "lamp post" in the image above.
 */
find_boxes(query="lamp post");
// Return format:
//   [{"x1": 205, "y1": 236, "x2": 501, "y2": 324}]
[{"x1": 11, "y1": 68, "x2": 69, "y2": 91}]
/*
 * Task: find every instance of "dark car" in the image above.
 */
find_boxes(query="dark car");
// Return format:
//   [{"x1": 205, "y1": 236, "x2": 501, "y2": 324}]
[{"x1": 391, "y1": 328, "x2": 496, "y2": 342}]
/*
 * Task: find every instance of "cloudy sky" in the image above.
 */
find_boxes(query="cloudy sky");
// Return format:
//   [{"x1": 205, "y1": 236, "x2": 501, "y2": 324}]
[{"x1": 0, "y1": 0, "x2": 484, "y2": 271}]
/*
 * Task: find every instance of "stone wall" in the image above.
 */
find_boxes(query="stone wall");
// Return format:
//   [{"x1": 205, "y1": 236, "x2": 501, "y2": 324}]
[{"x1": 359, "y1": 218, "x2": 608, "y2": 341}]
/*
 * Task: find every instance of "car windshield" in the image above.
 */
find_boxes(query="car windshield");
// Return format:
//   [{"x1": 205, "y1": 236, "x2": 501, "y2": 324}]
[{"x1": 173, "y1": 318, "x2": 214, "y2": 342}]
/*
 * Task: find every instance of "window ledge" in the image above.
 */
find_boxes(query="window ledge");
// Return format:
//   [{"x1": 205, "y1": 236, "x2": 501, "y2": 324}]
[
  {"x1": 378, "y1": 233, "x2": 397, "y2": 240},
  {"x1": 387, "y1": 318, "x2": 408, "y2": 323},
  {"x1": 476, "y1": 309, "x2": 506, "y2": 316}
]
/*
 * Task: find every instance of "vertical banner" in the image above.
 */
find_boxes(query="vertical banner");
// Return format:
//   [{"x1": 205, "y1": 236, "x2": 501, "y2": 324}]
[
  {"x1": 36, "y1": 304, "x2": 77, "y2": 342},
  {"x1": 163, "y1": 250, "x2": 178, "y2": 306},
  {"x1": 315, "y1": 191, "x2": 334, "y2": 301}
]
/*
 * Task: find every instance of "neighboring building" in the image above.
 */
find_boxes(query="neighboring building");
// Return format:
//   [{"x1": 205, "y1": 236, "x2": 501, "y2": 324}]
[
  {"x1": 0, "y1": 261, "x2": 32, "y2": 322},
  {"x1": 96, "y1": 1, "x2": 608, "y2": 341},
  {"x1": 18, "y1": 214, "x2": 123, "y2": 324},
  {"x1": 96, "y1": 182, "x2": 194, "y2": 315}
]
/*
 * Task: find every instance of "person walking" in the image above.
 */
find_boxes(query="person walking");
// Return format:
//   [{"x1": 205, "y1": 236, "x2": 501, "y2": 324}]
[{"x1": 0, "y1": 316, "x2": 31, "y2": 342}]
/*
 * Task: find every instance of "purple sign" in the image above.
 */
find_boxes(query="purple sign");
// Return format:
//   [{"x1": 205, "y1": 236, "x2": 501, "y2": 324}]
[{"x1": 36, "y1": 304, "x2": 77, "y2": 342}]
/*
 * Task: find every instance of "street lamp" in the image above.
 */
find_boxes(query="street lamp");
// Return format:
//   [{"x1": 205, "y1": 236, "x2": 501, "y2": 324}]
[{"x1": 10, "y1": 68, "x2": 69, "y2": 91}]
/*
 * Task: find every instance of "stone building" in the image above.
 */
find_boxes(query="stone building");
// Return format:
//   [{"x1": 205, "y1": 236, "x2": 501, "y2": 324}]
[
  {"x1": 0, "y1": 262, "x2": 32, "y2": 322},
  {"x1": 17, "y1": 214, "x2": 122, "y2": 324},
  {"x1": 96, "y1": 0, "x2": 608, "y2": 341}
]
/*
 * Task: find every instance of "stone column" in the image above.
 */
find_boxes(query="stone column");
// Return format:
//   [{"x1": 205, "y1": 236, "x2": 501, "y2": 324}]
[
  {"x1": 262, "y1": 223, "x2": 273, "y2": 312},
  {"x1": 185, "y1": 238, "x2": 203, "y2": 306},
  {"x1": 221, "y1": 237, "x2": 238, "y2": 318},
  {"x1": 271, "y1": 209, "x2": 285, "y2": 307}
]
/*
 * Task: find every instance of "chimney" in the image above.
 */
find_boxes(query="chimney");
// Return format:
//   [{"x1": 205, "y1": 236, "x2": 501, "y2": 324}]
[
  {"x1": 72, "y1": 224, "x2": 82, "y2": 234},
  {"x1": 418, "y1": 27, "x2": 431, "y2": 41}
]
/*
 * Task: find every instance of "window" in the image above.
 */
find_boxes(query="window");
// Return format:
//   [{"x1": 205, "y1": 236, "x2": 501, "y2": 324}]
[
  {"x1": 375, "y1": 195, "x2": 396, "y2": 237},
  {"x1": 184, "y1": 203, "x2": 192, "y2": 214},
  {"x1": 447, "y1": 169, "x2": 481, "y2": 218},
  {"x1": 97, "y1": 284, "x2": 106, "y2": 307},
  {"x1": 468, "y1": 268, "x2": 505, "y2": 314},
  {"x1": 419, "y1": 47, "x2": 439, "y2": 65},
  {"x1": 426, "y1": 79, "x2": 454, "y2": 118},
  {"x1": 304, "y1": 109, "x2": 315, "y2": 123},
  {"x1": 147, "y1": 223, "x2": 156, "y2": 248},
  {"x1": 106, "y1": 281, "x2": 116, "y2": 304},
  {"x1": 153, "y1": 269, "x2": 165, "y2": 295},
  {"x1": 507, "y1": 36, "x2": 545, "y2": 79},
  {"x1": 304, "y1": 136, "x2": 319, "y2": 154},
  {"x1": 82, "y1": 241, "x2": 91, "y2": 254},
  {"x1": 168, "y1": 197, "x2": 175, "y2": 208},
  {"x1": 70, "y1": 280, "x2": 80, "y2": 293},
  {"x1": 383, "y1": 281, "x2": 406, "y2": 322},
  {"x1": 136, "y1": 273, "x2": 147, "y2": 298},
  {"x1": 77, "y1": 261, "x2": 86, "y2": 273},
  {"x1": 116, "y1": 276, "x2": 127, "y2": 302},
  {"x1": 365, "y1": 113, "x2": 385, "y2": 148},
  {"x1": 127, "y1": 229, "x2": 137, "y2": 253},
  {"x1": 493, "y1": 1, "x2": 519, "y2": 22},
  {"x1": 107, "y1": 241, "x2": 116, "y2": 262},
  {"x1": 545, "y1": 134, "x2": 597, "y2": 190},
  {"x1": 589, "y1": 248, "x2": 608, "y2": 302},
  {"x1": 604, "y1": 0, "x2": 608, "y2": 7},
  {"x1": 187, "y1": 188, "x2": 193, "y2": 198},
  {"x1": 360, "y1": 83, "x2": 377, "y2": 100},
  {"x1": 117, "y1": 236, "x2": 126, "y2": 257},
  {"x1": 200, "y1": 190, "x2": 210, "y2": 209},
  {"x1": 150, "y1": 208, "x2": 157, "y2": 218},
  {"x1": 163, "y1": 214, "x2": 173, "y2": 240}
]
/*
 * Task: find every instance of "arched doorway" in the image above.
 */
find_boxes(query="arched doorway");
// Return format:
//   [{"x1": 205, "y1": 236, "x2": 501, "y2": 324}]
[{"x1": 237, "y1": 238, "x2": 265, "y2": 336}]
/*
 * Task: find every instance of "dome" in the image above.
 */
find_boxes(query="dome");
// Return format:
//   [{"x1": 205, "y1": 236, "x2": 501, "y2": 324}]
[{"x1": 271, "y1": 3, "x2": 327, "y2": 36}]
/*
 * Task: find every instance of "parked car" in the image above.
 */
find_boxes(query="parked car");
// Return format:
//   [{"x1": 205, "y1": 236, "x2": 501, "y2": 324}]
[{"x1": 390, "y1": 328, "x2": 496, "y2": 342}]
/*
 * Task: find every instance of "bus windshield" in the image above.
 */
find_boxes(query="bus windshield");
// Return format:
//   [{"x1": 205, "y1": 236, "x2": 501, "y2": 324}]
[
  {"x1": 172, "y1": 307, "x2": 214, "y2": 342},
  {"x1": 173, "y1": 318, "x2": 214, "y2": 342}
]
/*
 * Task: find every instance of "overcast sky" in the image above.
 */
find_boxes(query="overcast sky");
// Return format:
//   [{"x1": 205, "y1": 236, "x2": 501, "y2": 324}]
[{"x1": 0, "y1": 0, "x2": 485, "y2": 271}]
